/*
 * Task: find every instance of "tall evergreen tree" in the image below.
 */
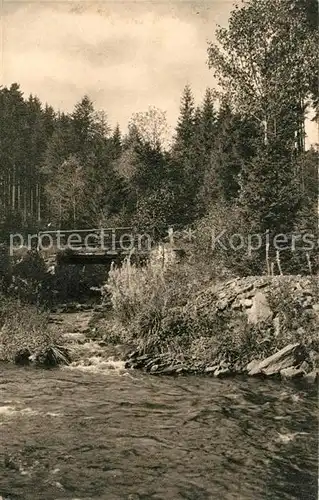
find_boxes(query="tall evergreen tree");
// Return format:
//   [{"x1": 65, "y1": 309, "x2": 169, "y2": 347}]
[
  {"x1": 201, "y1": 88, "x2": 217, "y2": 156},
  {"x1": 111, "y1": 124, "x2": 122, "y2": 160},
  {"x1": 173, "y1": 85, "x2": 196, "y2": 158}
]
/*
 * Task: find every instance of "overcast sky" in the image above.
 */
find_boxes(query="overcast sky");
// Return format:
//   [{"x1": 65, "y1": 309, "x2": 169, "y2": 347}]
[{"x1": 1, "y1": 0, "x2": 317, "y2": 145}]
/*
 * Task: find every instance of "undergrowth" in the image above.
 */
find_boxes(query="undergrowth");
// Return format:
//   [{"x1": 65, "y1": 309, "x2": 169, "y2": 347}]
[
  {"x1": 103, "y1": 249, "x2": 319, "y2": 369},
  {"x1": 0, "y1": 296, "x2": 66, "y2": 363}
]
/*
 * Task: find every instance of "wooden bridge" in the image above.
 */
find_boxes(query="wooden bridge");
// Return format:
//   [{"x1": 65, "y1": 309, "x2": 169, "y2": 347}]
[{"x1": 37, "y1": 227, "x2": 155, "y2": 265}]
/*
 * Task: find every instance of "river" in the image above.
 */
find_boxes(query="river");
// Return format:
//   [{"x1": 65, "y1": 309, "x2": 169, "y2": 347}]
[{"x1": 0, "y1": 359, "x2": 318, "y2": 500}]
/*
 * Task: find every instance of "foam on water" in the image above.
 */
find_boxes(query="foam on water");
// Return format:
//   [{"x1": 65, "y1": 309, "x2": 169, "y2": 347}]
[
  {"x1": 0, "y1": 405, "x2": 38, "y2": 417},
  {"x1": 0, "y1": 405, "x2": 62, "y2": 420},
  {"x1": 1, "y1": 362, "x2": 317, "y2": 499},
  {"x1": 276, "y1": 431, "x2": 309, "y2": 444},
  {"x1": 65, "y1": 356, "x2": 127, "y2": 375}
]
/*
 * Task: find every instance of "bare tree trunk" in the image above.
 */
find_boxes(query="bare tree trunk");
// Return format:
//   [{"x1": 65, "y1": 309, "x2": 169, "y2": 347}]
[
  {"x1": 306, "y1": 252, "x2": 312, "y2": 275},
  {"x1": 265, "y1": 231, "x2": 270, "y2": 275},
  {"x1": 276, "y1": 250, "x2": 283, "y2": 275},
  {"x1": 263, "y1": 119, "x2": 269, "y2": 146},
  {"x1": 37, "y1": 183, "x2": 41, "y2": 222}
]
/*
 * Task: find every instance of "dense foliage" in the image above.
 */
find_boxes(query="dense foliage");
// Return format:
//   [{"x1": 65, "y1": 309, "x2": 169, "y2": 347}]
[{"x1": 0, "y1": 0, "x2": 317, "y2": 276}]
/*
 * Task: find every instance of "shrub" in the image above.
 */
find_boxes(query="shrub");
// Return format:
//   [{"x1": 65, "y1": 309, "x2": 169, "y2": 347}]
[
  {"x1": 103, "y1": 245, "x2": 211, "y2": 347},
  {"x1": 0, "y1": 296, "x2": 68, "y2": 365},
  {"x1": 104, "y1": 257, "x2": 319, "y2": 371},
  {"x1": 104, "y1": 252, "x2": 167, "y2": 327}
]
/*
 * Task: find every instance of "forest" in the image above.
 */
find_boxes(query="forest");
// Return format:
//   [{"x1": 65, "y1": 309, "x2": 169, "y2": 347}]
[{"x1": 0, "y1": 0, "x2": 318, "y2": 276}]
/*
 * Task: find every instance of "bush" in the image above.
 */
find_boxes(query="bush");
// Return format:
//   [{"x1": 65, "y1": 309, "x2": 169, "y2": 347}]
[
  {"x1": 104, "y1": 252, "x2": 168, "y2": 327},
  {"x1": 5, "y1": 250, "x2": 51, "y2": 305},
  {"x1": 104, "y1": 255, "x2": 319, "y2": 371},
  {"x1": 103, "y1": 245, "x2": 211, "y2": 347},
  {"x1": 0, "y1": 296, "x2": 68, "y2": 365}
]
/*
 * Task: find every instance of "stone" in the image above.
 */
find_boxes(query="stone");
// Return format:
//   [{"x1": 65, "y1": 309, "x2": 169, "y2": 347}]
[
  {"x1": 280, "y1": 367, "x2": 305, "y2": 379},
  {"x1": 33, "y1": 346, "x2": 71, "y2": 367},
  {"x1": 246, "y1": 359, "x2": 263, "y2": 374},
  {"x1": 247, "y1": 343, "x2": 304, "y2": 376},
  {"x1": 214, "y1": 366, "x2": 231, "y2": 377},
  {"x1": 205, "y1": 365, "x2": 219, "y2": 373},
  {"x1": 14, "y1": 348, "x2": 31, "y2": 365},
  {"x1": 303, "y1": 371, "x2": 318, "y2": 384},
  {"x1": 247, "y1": 291, "x2": 273, "y2": 324},
  {"x1": 241, "y1": 298, "x2": 253, "y2": 308}
]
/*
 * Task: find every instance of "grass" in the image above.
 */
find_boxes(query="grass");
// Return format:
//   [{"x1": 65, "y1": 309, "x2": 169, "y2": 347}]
[
  {"x1": 102, "y1": 250, "x2": 319, "y2": 373},
  {"x1": 0, "y1": 296, "x2": 69, "y2": 365},
  {"x1": 103, "y1": 245, "x2": 208, "y2": 344}
]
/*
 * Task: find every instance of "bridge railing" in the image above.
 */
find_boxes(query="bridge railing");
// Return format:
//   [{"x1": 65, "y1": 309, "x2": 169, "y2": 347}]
[{"x1": 37, "y1": 227, "x2": 155, "y2": 254}]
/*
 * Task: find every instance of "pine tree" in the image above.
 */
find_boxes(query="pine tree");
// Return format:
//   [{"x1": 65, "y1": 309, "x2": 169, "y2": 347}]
[
  {"x1": 111, "y1": 124, "x2": 122, "y2": 160},
  {"x1": 173, "y1": 85, "x2": 196, "y2": 158},
  {"x1": 71, "y1": 95, "x2": 95, "y2": 150},
  {"x1": 201, "y1": 88, "x2": 217, "y2": 156}
]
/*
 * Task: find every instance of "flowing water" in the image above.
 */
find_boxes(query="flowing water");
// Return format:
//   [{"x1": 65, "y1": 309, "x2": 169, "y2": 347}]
[{"x1": 0, "y1": 351, "x2": 318, "y2": 500}]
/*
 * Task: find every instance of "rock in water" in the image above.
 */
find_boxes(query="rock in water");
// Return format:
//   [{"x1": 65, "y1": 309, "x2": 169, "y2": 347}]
[
  {"x1": 32, "y1": 346, "x2": 71, "y2": 367},
  {"x1": 14, "y1": 348, "x2": 31, "y2": 365}
]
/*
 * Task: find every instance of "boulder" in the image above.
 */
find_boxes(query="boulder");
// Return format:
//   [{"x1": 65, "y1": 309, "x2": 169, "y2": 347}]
[
  {"x1": 280, "y1": 366, "x2": 305, "y2": 379},
  {"x1": 247, "y1": 343, "x2": 306, "y2": 376},
  {"x1": 62, "y1": 332, "x2": 86, "y2": 344},
  {"x1": 303, "y1": 370, "x2": 318, "y2": 384},
  {"x1": 30, "y1": 346, "x2": 71, "y2": 367},
  {"x1": 14, "y1": 348, "x2": 31, "y2": 365},
  {"x1": 247, "y1": 291, "x2": 273, "y2": 324}
]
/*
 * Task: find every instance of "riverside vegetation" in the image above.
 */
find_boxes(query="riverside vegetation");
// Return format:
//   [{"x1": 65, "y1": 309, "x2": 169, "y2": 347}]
[
  {"x1": 95, "y1": 246, "x2": 318, "y2": 383},
  {"x1": 0, "y1": 238, "x2": 318, "y2": 382},
  {"x1": 0, "y1": 0, "x2": 318, "y2": 380}
]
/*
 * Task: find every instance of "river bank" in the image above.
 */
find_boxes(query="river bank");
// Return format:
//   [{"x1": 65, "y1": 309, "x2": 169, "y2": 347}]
[
  {"x1": 54, "y1": 275, "x2": 319, "y2": 384},
  {"x1": 1, "y1": 274, "x2": 318, "y2": 384},
  {"x1": 117, "y1": 275, "x2": 319, "y2": 383}
]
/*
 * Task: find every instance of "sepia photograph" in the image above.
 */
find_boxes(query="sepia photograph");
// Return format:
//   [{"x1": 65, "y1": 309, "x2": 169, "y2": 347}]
[{"x1": 0, "y1": 0, "x2": 318, "y2": 499}]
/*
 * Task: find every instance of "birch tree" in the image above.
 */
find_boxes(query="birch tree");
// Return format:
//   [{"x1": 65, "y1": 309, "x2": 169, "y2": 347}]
[{"x1": 207, "y1": 0, "x2": 318, "y2": 149}]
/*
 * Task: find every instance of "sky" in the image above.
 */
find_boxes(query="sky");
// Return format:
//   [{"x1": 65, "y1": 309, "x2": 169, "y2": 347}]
[{"x1": 1, "y1": 0, "x2": 317, "y2": 145}]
